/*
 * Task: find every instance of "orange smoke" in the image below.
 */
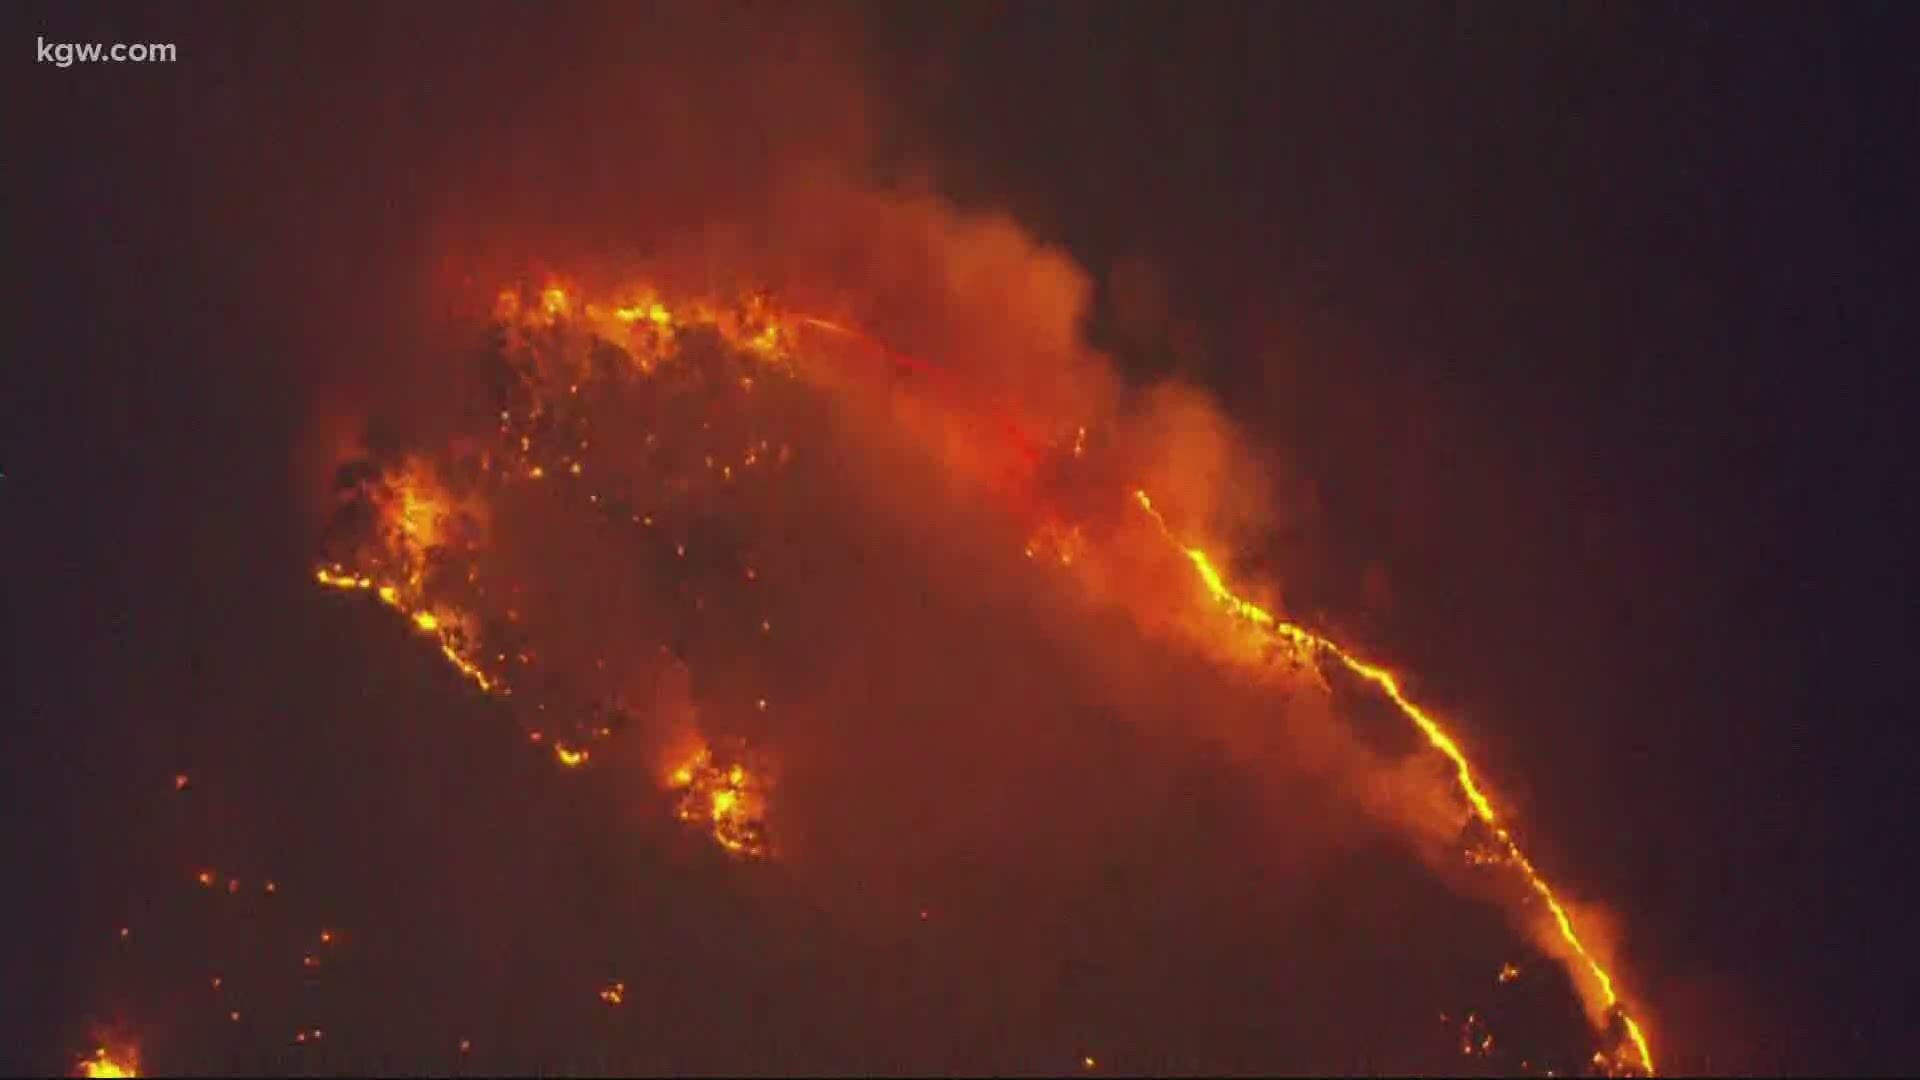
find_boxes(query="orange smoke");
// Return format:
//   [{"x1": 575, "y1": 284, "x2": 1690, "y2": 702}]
[{"x1": 305, "y1": 271, "x2": 1658, "y2": 1071}]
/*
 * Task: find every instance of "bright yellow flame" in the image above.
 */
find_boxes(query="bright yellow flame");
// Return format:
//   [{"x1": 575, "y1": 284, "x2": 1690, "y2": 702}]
[
  {"x1": 614, "y1": 301, "x2": 673, "y2": 328},
  {"x1": 314, "y1": 566, "x2": 372, "y2": 591},
  {"x1": 1131, "y1": 488, "x2": 1654, "y2": 1074},
  {"x1": 554, "y1": 744, "x2": 589, "y2": 768}
]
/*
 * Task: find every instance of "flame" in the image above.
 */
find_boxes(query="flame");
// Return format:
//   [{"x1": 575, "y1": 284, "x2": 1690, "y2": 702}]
[
  {"x1": 297, "y1": 276, "x2": 1657, "y2": 1069},
  {"x1": 314, "y1": 566, "x2": 498, "y2": 694},
  {"x1": 499, "y1": 280, "x2": 795, "y2": 373},
  {"x1": 613, "y1": 300, "x2": 673, "y2": 327},
  {"x1": 667, "y1": 747, "x2": 769, "y2": 858},
  {"x1": 1130, "y1": 488, "x2": 1653, "y2": 1074},
  {"x1": 74, "y1": 1046, "x2": 138, "y2": 1078}
]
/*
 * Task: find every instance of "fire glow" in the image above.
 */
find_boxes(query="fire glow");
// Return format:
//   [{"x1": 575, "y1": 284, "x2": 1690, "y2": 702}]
[
  {"x1": 1131, "y1": 489, "x2": 1653, "y2": 1074},
  {"x1": 72, "y1": 1044, "x2": 138, "y2": 1078},
  {"x1": 287, "y1": 276, "x2": 1655, "y2": 1074},
  {"x1": 669, "y1": 747, "x2": 769, "y2": 859}
]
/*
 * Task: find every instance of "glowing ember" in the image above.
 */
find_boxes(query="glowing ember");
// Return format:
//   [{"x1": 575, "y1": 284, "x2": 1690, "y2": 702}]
[{"x1": 1023, "y1": 518, "x2": 1087, "y2": 566}]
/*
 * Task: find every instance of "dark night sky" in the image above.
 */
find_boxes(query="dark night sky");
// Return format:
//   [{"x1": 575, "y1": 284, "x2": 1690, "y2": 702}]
[{"x1": 7, "y1": 3, "x2": 1917, "y2": 1075}]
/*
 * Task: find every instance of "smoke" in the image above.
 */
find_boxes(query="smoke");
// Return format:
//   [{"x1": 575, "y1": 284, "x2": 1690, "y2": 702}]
[{"x1": 270, "y1": 4, "x2": 1630, "y2": 1069}]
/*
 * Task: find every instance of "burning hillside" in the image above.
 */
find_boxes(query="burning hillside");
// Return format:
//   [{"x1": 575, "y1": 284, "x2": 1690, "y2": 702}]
[
  {"x1": 30, "y1": 6, "x2": 1907, "y2": 1075},
  {"x1": 280, "y1": 276, "x2": 1654, "y2": 1073}
]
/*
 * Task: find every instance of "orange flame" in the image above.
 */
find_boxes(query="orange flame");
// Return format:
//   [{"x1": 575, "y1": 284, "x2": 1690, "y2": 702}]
[
  {"x1": 314, "y1": 566, "x2": 498, "y2": 694},
  {"x1": 1131, "y1": 488, "x2": 1653, "y2": 1074},
  {"x1": 667, "y1": 747, "x2": 769, "y2": 858},
  {"x1": 303, "y1": 277, "x2": 1657, "y2": 1069}
]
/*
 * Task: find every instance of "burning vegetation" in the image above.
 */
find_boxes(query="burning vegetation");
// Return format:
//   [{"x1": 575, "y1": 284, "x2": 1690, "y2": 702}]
[
  {"x1": 310, "y1": 281, "x2": 810, "y2": 859},
  {"x1": 302, "y1": 276, "x2": 1653, "y2": 1072},
  {"x1": 69, "y1": 271, "x2": 1656, "y2": 1075},
  {"x1": 668, "y1": 745, "x2": 771, "y2": 859},
  {"x1": 72, "y1": 1044, "x2": 139, "y2": 1079}
]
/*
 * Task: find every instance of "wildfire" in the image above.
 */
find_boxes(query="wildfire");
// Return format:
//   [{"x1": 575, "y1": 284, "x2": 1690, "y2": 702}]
[
  {"x1": 73, "y1": 1046, "x2": 138, "y2": 1078},
  {"x1": 1129, "y1": 488, "x2": 1653, "y2": 1074},
  {"x1": 497, "y1": 279, "x2": 796, "y2": 372},
  {"x1": 290, "y1": 274, "x2": 1657, "y2": 1071}
]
